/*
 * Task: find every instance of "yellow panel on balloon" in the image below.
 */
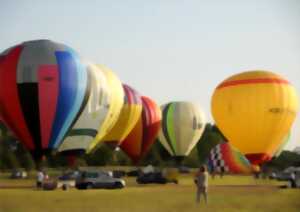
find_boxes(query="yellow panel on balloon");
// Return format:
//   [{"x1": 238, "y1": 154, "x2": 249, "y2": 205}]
[
  {"x1": 87, "y1": 65, "x2": 124, "y2": 152},
  {"x1": 101, "y1": 104, "x2": 142, "y2": 147}
]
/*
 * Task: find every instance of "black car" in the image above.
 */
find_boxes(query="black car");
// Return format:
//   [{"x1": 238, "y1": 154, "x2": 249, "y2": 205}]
[
  {"x1": 127, "y1": 169, "x2": 142, "y2": 177},
  {"x1": 136, "y1": 172, "x2": 178, "y2": 184},
  {"x1": 58, "y1": 171, "x2": 79, "y2": 181}
]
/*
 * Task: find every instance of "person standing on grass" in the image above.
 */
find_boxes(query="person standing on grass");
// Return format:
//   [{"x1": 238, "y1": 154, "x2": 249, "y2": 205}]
[
  {"x1": 36, "y1": 169, "x2": 44, "y2": 189},
  {"x1": 195, "y1": 165, "x2": 208, "y2": 204}
]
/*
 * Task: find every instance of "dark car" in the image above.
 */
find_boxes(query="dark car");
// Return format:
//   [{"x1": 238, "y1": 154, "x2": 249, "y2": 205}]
[
  {"x1": 112, "y1": 170, "x2": 126, "y2": 178},
  {"x1": 57, "y1": 171, "x2": 80, "y2": 189},
  {"x1": 136, "y1": 172, "x2": 178, "y2": 184},
  {"x1": 127, "y1": 169, "x2": 142, "y2": 177},
  {"x1": 58, "y1": 171, "x2": 79, "y2": 181}
]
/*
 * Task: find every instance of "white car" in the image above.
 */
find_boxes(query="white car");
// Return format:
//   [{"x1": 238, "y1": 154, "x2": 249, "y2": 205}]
[{"x1": 75, "y1": 171, "x2": 126, "y2": 189}]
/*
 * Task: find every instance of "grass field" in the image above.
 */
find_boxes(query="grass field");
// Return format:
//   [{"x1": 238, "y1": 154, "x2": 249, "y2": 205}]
[{"x1": 0, "y1": 170, "x2": 300, "y2": 212}]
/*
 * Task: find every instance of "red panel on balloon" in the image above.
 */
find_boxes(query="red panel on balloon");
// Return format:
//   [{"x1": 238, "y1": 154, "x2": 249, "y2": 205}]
[
  {"x1": 121, "y1": 118, "x2": 143, "y2": 163},
  {"x1": 121, "y1": 96, "x2": 161, "y2": 164},
  {"x1": 38, "y1": 65, "x2": 59, "y2": 148},
  {"x1": 0, "y1": 46, "x2": 34, "y2": 150},
  {"x1": 245, "y1": 153, "x2": 271, "y2": 165},
  {"x1": 141, "y1": 97, "x2": 161, "y2": 156}
]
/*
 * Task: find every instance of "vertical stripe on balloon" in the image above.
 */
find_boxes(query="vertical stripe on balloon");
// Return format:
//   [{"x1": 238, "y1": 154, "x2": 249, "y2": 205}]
[
  {"x1": 0, "y1": 46, "x2": 35, "y2": 150},
  {"x1": 49, "y1": 51, "x2": 78, "y2": 147},
  {"x1": 162, "y1": 103, "x2": 176, "y2": 154},
  {"x1": 123, "y1": 85, "x2": 129, "y2": 103},
  {"x1": 52, "y1": 50, "x2": 88, "y2": 148},
  {"x1": 141, "y1": 98, "x2": 151, "y2": 152},
  {"x1": 64, "y1": 66, "x2": 91, "y2": 140},
  {"x1": 38, "y1": 65, "x2": 59, "y2": 149},
  {"x1": 17, "y1": 82, "x2": 42, "y2": 152},
  {"x1": 167, "y1": 104, "x2": 177, "y2": 153}
]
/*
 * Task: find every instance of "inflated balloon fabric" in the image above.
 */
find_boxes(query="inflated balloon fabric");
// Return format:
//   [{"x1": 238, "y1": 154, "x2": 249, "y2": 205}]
[{"x1": 211, "y1": 70, "x2": 298, "y2": 164}]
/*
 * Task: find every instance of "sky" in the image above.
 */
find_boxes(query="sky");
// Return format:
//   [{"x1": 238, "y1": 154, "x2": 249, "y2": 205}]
[{"x1": 1, "y1": 0, "x2": 300, "y2": 150}]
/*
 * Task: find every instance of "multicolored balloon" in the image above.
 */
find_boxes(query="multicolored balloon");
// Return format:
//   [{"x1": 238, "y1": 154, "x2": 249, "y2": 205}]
[
  {"x1": 208, "y1": 142, "x2": 254, "y2": 174},
  {"x1": 0, "y1": 40, "x2": 88, "y2": 159},
  {"x1": 158, "y1": 101, "x2": 206, "y2": 161},
  {"x1": 91, "y1": 65, "x2": 124, "y2": 146},
  {"x1": 97, "y1": 84, "x2": 142, "y2": 150},
  {"x1": 58, "y1": 63, "x2": 110, "y2": 155},
  {"x1": 120, "y1": 96, "x2": 161, "y2": 163},
  {"x1": 211, "y1": 70, "x2": 299, "y2": 165}
]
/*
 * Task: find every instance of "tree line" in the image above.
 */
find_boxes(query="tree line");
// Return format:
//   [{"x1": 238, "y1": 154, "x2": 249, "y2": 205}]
[{"x1": 1, "y1": 122, "x2": 299, "y2": 171}]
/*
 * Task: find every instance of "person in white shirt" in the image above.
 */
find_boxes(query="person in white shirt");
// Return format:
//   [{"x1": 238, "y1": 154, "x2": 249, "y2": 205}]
[
  {"x1": 36, "y1": 170, "x2": 44, "y2": 189},
  {"x1": 195, "y1": 165, "x2": 208, "y2": 204}
]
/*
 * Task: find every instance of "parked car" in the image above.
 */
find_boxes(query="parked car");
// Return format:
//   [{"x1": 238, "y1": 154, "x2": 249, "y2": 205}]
[
  {"x1": 75, "y1": 170, "x2": 125, "y2": 189},
  {"x1": 275, "y1": 170, "x2": 300, "y2": 181},
  {"x1": 268, "y1": 172, "x2": 278, "y2": 180},
  {"x1": 178, "y1": 166, "x2": 191, "y2": 174},
  {"x1": 127, "y1": 169, "x2": 141, "y2": 177},
  {"x1": 58, "y1": 171, "x2": 80, "y2": 181},
  {"x1": 136, "y1": 172, "x2": 178, "y2": 184},
  {"x1": 10, "y1": 169, "x2": 27, "y2": 179},
  {"x1": 112, "y1": 170, "x2": 126, "y2": 178},
  {"x1": 275, "y1": 171, "x2": 294, "y2": 181},
  {"x1": 57, "y1": 171, "x2": 80, "y2": 189}
]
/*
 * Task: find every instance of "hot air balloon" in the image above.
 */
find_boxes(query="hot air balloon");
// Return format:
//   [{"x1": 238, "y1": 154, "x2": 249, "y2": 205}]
[
  {"x1": 0, "y1": 40, "x2": 88, "y2": 161},
  {"x1": 120, "y1": 96, "x2": 161, "y2": 164},
  {"x1": 211, "y1": 70, "x2": 299, "y2": 165},
  {"x1": 58, "y1": 63, "x2": 110, "y2": 159},
  {"x1": 92, "y1": 65, "x2": 124, "y2": 144},
  {"x1": 90, "y1": 84, "x2": 142, "y2": 151},
  {"x1": 208, "y1": 142, "x2": 254, "y2": 174},
  {"x1": 158, "y1": 101, "x2": 206, "y2": 163}
]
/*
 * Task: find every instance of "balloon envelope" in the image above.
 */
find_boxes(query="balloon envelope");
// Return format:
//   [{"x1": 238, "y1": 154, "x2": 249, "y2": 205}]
[
  {"x1": 98, "y1": 84, "x2": 142, "y2": 149},
  {"x1": 0, "y1": 40, "x2": 88, "y2": 159},
  {"x1": 87, "y1": 65, "x2": 124, "y2": 152},
  {"x1": 58, "y1": 63, "x2": 110, "y2": 154},
  {"x1": 208, "y1": 142, "x2": 254, "y2": 174},
  {"x1": 211, "y1": 70, "x2": 298, "y2": 165},
  {"x1": 120, "y1": 96, "x2": 161, "y2": 163},
  {"x1": 158, "y1": 101, "x2": 206, "y2": 159}
]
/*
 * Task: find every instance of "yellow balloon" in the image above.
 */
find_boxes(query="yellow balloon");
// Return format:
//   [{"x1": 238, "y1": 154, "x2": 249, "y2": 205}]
[
  {"x1": 99, "y1": 84, "x2": 142, "y2": 148},
  {"x1": 87, "y1": 65, "x2": 124, "y2": 152},
  {"x1": 211, "y1": 70, "x2": 298, "y2": 164}
]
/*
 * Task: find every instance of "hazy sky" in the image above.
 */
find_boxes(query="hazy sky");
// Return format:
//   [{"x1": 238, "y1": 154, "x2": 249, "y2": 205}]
[{"x1": 1, "y1": 0, "x2": 300, "y2": 150}]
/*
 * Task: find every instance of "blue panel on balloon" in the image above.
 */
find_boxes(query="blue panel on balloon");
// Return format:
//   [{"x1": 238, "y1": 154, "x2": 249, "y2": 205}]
[
  {"x1": 49, "y1": 51, "x2": 77, "y2": 147},
  {"x1": 52, "y1": 48, "x2": 88, "y2": 148}
]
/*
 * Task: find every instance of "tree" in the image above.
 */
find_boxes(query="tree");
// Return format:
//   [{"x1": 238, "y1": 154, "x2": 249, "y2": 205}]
[
  {"x1": 85, "y1": 145, "x2": 114, "y2": 166},
  {"x1": 265, "y1": 151, "x2": 300, "y2": 170},
  {"x1": 196, "y1": 123, "x2": 225, "y2": 165},
  {"x1": 0, "y1": 123, "x2": 20, "y2": 170}
]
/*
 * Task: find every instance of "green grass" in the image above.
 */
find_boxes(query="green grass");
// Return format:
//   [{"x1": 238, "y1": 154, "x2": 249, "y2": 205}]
[{"x1": 0, "y1": 172, "x2": 299, "y2": 212}]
